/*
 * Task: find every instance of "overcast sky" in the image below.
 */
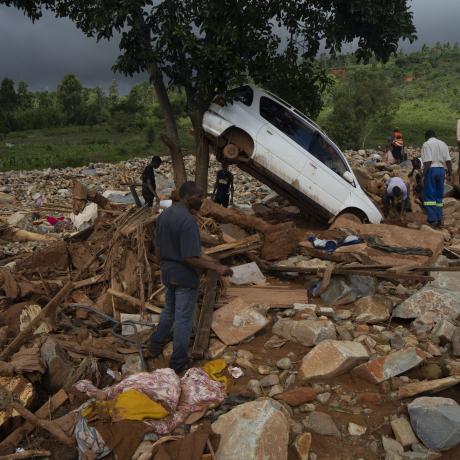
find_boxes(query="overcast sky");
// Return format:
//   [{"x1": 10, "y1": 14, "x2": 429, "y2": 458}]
[{"x1": 1, "y1": 0, "x2": 459, "y2": 94}]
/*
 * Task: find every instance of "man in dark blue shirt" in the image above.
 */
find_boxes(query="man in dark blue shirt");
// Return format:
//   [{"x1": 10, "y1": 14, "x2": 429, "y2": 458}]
[
  {"x1": 149, "y1": 181, "x2": 233, "y2": 373},
  {"x1": 212, "y1": 162, "x2": 234, "y2": 208}
]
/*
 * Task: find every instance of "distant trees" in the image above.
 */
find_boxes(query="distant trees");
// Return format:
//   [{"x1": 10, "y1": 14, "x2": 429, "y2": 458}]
[{"x1": 326, "y1": 69, "x2": 399, "y2": 149}]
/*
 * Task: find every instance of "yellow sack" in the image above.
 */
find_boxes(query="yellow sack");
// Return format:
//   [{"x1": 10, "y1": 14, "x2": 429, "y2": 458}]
[
  {"x1": 82, "y1": 389, "x2": 169, "y2": 422},
  {"x1": 202, "y1": 359, "x2": 229, "y2": 389}
]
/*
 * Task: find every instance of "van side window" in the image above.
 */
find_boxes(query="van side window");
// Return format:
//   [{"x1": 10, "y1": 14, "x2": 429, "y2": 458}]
[
  {"x1": 309, "y1": 133, "x2": 348, "y2": 177},
  {"x1": 260, "y1": 96, "x2": 349, "y2": 178},
  {"x1": 227, "y1": 86, "x2": 254, "y2": 106},
  {"x1": 260, "y1": 96, "x2": 313, "y2": 151}
]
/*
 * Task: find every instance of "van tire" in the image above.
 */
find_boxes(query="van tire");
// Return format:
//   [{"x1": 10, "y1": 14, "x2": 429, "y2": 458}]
[{"x1": 223, "y1": 143, "x2": 239, "y2": 159}]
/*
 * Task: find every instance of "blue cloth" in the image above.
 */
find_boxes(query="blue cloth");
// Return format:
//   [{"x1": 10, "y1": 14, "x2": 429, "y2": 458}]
[
  {"x1": 423, "y1": 167, "x2": 445, "y2": 223},
  {"x1": 149, "y1": 285, "x2": 198, "y2": 371}
]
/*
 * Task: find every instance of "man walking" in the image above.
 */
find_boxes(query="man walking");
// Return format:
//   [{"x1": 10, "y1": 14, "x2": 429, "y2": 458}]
[
  {"x1": 149, "y1": 181, "x2": 233, "y2": 373},
  {"x1": 421, "y1": 130, "x2": 452, "y2": 227},
  {"x1": 141, "y1": 156, "x2": 162, "y2": 207},
  {"x1": 212, "y1": 161, "x2": 234, "y2": 208}
]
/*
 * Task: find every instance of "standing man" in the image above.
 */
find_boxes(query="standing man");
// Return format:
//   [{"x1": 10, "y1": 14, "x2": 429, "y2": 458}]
[
  {"x1": 142, "y1": 156, "x2": 162, "y2": 207},
  {"x1": 383, "y1": 176, "x2": 409, "y2": 220},
  {"x1": 212, "y1": 161, "x2": 234, "y2": 208},
  {"x1": 149, "y1": 181, "x2": 233, "y2": 373},
  {"x1": 421, "y1": 130, "x2": 452, "y2": 227}
]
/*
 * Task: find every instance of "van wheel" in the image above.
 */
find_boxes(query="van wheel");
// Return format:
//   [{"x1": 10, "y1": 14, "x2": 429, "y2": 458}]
[{"x1": 223, "y1": 143, "x2": 239, "y2": 160}]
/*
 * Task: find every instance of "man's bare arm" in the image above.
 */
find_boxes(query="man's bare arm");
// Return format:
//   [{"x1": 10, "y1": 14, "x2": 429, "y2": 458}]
[{"x1": 184, "y1": 256, "x2": 233, "y2": 276}]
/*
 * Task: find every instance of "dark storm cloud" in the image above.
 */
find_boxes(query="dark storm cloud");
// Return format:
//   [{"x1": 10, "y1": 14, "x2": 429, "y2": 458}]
[{"x1": 0, "y1": 0, "x2": 459, "y2": 93}]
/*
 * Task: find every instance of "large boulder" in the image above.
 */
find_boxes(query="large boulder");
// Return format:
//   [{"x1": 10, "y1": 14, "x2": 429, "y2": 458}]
[
  {"x1": 300, "y1": 340, "x2": 369, "y2": 381},
  {"x1": 272, "y1": 319, "x2": 336, "y2": 347},
  {"x1": 352, "y1": 347, "x2": 428, "y2": 384},
  {"x1": 392, "y1": 287, "x2": 460, "y2": 323},
  {"x1": 408, "y1": 397, "x2": 460, "y2": 451},
  {"x1": 212, "y1": 399, "x2": 290, "y2": 460}
]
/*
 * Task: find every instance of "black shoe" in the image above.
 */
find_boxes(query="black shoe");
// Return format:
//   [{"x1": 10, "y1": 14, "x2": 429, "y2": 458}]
[
  {"x1": 171, "y1": 359, "x2": 193, "y2": 375},
  {"x1": 148, "y1": 343, "x2": 164, "y2": 359}
]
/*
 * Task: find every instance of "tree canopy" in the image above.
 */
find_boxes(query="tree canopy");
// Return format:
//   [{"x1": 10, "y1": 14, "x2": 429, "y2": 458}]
[{"x1": 2, "y1": 0, "x2": 416, "y2": 186}]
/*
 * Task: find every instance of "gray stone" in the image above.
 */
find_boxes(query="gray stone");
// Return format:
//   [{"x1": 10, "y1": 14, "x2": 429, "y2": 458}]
[
  {"x1": 260, "y1": 374, "x2": 280, "y2": 388},
  {"x1": 276, "y1": 357, "x2": 292, "y2": 370},
  {"x1": 212, "y1": 399, "x2": 290, "y2": 460},
  {"x1": 303, "y1": 411, "x2": 340, "y2": 437},
  {"x1": 392, "y1": 287, "x2": 460, "y2": 324},
  {"x1": 247, "y1": 379, "x2": 263, "y2": 397},
  {"x1": 408, "y1": 397, "x2": 460, "y2": 451},
  {"x1": 272, "y1": 318, "x2": 336, "y2": 347},
  {"x1": 300, "y1": 340, "x2": 369, "y2": 381},
  {"x1": 382, "y1": 436, "x2": 404, "y2": 455},
  {"x1": 321, "y1": 275, "x2": 377, "y2": 306},
  {"x1": 316, "y1": 392, "x2": 331, "y2": 404}
]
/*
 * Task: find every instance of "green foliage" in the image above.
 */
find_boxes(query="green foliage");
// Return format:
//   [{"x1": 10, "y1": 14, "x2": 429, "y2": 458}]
[
  {"x1": 57, "y1": 74, "x2": 84, "y2": 124},
  {"x1": 325, "y1": 69, "x2": 399, "y2": 149},
  {"x1": 319, "y1": 43, "x2": 460, "y2": 148}
]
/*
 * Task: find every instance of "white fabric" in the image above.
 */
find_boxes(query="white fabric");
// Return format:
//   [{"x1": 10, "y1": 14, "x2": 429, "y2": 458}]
[
  {"x1": 70, "y1": 202, "x2": 98, "y2": 231},
  {"x1": 421, "y1": 137, "x2": 451, "y2": 168},
  {"x1": 386, "y1": 177, "x2": 408, "y2": 200}
]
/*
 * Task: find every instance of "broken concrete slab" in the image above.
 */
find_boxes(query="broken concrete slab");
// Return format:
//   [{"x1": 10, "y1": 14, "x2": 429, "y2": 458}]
[
  {"x1": 303, "y1": 411, "x2": 340, "y2": 437},
  {"x1": 212, "y1": 398, "x2": 290, "y2": 460},
  {"x1": 408, "y1": 397, "x2": 460, "y2": 451},
  {"x1": 300, "y1": 340, "x2": 369, "y2": 381},
  {"x1": 352, "y1": 348, "x2": 428, "y2": 384},
  {"x1": 397, "y1": 376, "x2": 460, "y2": 399},
  {"x1": 392, "y1": 287, "x2": 460, "y2": 323},
  {"x1": 320, "y1": 275, "x2": 377, "y2": 306},
  {"x1": 272, "y1": 318, "x2": 336, "y2": 347},
  {"x1": 390, "y1": 417, "x2": 418, "y2": 447},
  {"x1": 354, "y1": 295, "x2": 393, "y2": 324},
  {"x1": 212, "y1": 298, "x2": 270, "y2": 346},
  {"x1": 430, "y1": 319, "x2": 456, "y2": 345}
]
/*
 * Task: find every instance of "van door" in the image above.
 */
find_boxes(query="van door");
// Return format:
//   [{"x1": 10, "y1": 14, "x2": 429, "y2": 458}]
[
  {"x1": 256, "y1": 96, "x2": 311, "y2": 187},
  {"x1": 301, "y1": 132, "x2": 352, "y2": 215}
]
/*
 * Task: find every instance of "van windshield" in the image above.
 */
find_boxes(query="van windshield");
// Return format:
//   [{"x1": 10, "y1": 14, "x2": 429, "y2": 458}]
[{"x1": 260, "y1": 96, "x2": 349, "y2": 177}]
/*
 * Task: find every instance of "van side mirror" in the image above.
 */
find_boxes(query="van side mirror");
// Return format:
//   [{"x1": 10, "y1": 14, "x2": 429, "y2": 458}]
[{"x1": 343, "y1": 171, "x2": 355, "y2": 185}]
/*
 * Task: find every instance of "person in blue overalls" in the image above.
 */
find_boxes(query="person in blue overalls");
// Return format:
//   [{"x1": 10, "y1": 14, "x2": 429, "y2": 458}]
[
  {"x1": 421, "y1": 130, "x2": 452, "y2": 227},
  {"x1": 212, "y1": 161, "x2": 234, "y2": 208}
]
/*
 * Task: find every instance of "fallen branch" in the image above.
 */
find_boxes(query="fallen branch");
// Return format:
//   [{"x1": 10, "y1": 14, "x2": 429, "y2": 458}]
[
  {"x1": 55, "y1": 340, "x2": 126, "y2": 363},
  {"x1": 107, "y1": 288, "x2": 162, "y2": 313}
]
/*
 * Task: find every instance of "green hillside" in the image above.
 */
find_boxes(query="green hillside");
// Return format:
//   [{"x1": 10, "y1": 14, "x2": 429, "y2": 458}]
[{"x1": 318, "y1": 43, "x2": 460, "y2": 148}]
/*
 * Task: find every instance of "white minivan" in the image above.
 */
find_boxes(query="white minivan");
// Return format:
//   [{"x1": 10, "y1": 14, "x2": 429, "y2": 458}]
[{"x1": 202, "y1": 84, "x2": 382, "y2": 223}]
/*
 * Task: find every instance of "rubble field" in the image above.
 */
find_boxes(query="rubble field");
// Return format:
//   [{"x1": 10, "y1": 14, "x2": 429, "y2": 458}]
[{"x1": 0, "y1": 148, "x2": 460, "y2": 460}]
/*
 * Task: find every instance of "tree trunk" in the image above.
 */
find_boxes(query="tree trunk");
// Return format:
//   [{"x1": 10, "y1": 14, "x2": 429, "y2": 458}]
[
  {"x1": 148, "y1": 63, "x2": 187, "y2": 188},
  {"x1": 189, "y1": 108, "x2": 210, "y2": 192}
]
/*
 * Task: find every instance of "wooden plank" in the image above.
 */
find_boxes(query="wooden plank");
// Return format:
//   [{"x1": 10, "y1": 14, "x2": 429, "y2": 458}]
[
  {"x1": 225, "y1": 286, "x2": 306, "y2": 305},
  {"x1": 204, "y1": 234, "x2": 261, "y2": 256},
  {"x1": 0, "y1": 390, "x2": 68, "y2": 452},
  {"x1": 191, "y1": 271, "x2": 219, "y2": 359}
]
